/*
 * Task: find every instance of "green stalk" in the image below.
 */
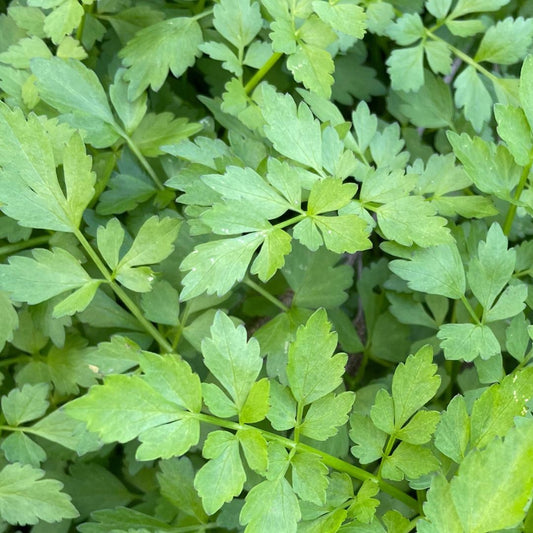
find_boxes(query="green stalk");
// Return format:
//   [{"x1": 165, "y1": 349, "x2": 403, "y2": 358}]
[
  {"x1": 194, "y1": 413, "x2": 419, "y2": 511},
  {"x1": 74, "y1": 229, "x2": 173, "y2": 353},
  {"x1": 460, "y1": 294, "x2": 481, "y2": 325},
  {"x1": 0, "y1": 235, "x2": 51, "y2": 258},
  {"x1": 503, "y1": 162, "x2": 531, "y2": 235},
  {"x1": 244, "y1": 52, "x2": 283, "y2": 95},
  {"x1": 243, "y1": 277, "x2": 289, "y2": 313},
  {"x1": 121, "y1": 132, "x2": 165, "y2": 190}
]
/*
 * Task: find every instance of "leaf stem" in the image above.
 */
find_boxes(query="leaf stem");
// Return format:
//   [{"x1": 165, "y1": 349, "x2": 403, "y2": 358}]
[
  {"x1": 244, "y1": 52, "x2": 283, "y2": 95},
  {"x1": 116, "y1": 128, "x2": 164, "y2": 190},
  {"x1": 172, "y1": 301, "x2": 193, "y2": 350},
  {"x1": 460, "y1": 294, "x2": 481, "y2": 325},
  {"x1": 0, "y1": 235, "x2": 51, "y2": 258},
  {"x1": 503, "y1": 162, "x2": 531, "y2": 236},
  {"x1": 194, "y1": 413, "x2": 419, "y2": 511},
  {"x1": 74, "y1": 229, "x2": 173, "y2": 353},
  {"x1": 243, "y1": 276, "x2": 289, "y2": 313}
]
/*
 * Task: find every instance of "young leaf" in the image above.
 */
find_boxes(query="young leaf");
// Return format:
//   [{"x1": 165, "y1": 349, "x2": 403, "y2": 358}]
[
  {"x1": 119, "y1": 17, "x2": 203, "y2": 100},
  {"x1": 212, "y1": 0, "x2": 262, "y2": 49},
  {"x1": 0, "y1": 463, "x2": 78, "y2": 525},
  {"x1": 438, "y1": 323, "x2": 501, "y2": 362},
  {"x1": 291, "y1": 452, "x2": 329, "y2": 505},
  {"x1": 286, "y1": 308, "x2": 346, "y2": 405},
  {"x1": 312, "y1": 1, "x2": 366, "y2": 38},
  {"x1": 434, "y1": 395, "x2": 470, "y2": 464}
]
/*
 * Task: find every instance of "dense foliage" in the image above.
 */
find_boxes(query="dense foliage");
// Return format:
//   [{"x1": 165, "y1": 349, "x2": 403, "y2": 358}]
[{"x1": 0, "y1": 0, "x2": 533, "y2": 531}]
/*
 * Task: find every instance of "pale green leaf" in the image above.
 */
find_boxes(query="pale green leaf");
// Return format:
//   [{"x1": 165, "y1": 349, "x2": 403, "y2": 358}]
[
  {"x1": 437, "y1": 323, "x2": 500, "y2": 362},
  {"x1": 386, "y1": 13, "x2": 424, "y2": 45},
  {"x1": 312, "y1": 1, "x2": 366, "y2": 38},
  {"x1": 52, "y1": 280, "x2": 102, "y2": 318},
  {"x1": 213, "y1": 0, "x2": 262, "y2": 48},
  {"x1": 140, "y1": 280, "x2": 180, "y2": 326},
  {"x1": 395, "y1": 410, "x2": 440, "y2": 444},
  {"x1": 308, "y1": 178, "x2": 357, "y2": 215},
  {"x1": 240, "y1": 378, "x2": 270, "y2": 424},
  {"x1": 520, "y1": 55, "x2": 533, "y2": 131},
  {"x1": 475, "y1": 17, "x2": 533, "y2": 65},
  {"x1": 382, "y1": 442, "x2": 440, "y2": 481},
  {"x1": 392, "y1": 345, "x2": 440, "y2": 428},
  {"x1": 194, "y1": 431, "x2": 245, "y2": 515},
  {"x1": 202, "y1": 311, "x2": 262, "y2": 412},
  {"x1": 66, "y1": 375, "x2": 181, "y2": 443},
  {"x1": 494, "y1": 104, "x2": 533, "y2": 166},
  {"x1": 237, "y1": 428, "x2": 268, "y2": 474},
  {"x1": 0, "y1": 463, "x2": 78, "y2": 525},
  {"x1": 240, "y1": 477, "x2": 300, "y2": 533},
  {"x1": 0, "y1": 248, "x2": 92, "y2": 305},
  {"x1": 291, "y1": 452, "x2": 328, "y2": 505},
  {"x1": 180, "y1": 233, "x2": 264, "y2": 300},
  {"x1": 119, "y1": 17, "x2": 203, "y2": 100},
  {"x1": 250, "y1": 228, "x2": 292, "y2": 282},
  {"x1": 0, "y1": 291, "x2": 18, "y2": 351},
  {"x1": 1, "y1": 432, "x2": 46, "y2": 467},
  {"x1": 314, "y1": 214, "x2": 372, "y2": 254},
  {"x1": 434, "y1": 394, "x2": 470, "y2": 463},
  {"x1": 287, "y1": 44, "x2": 334, "y2": 98},
  {"x1": 386, "y1": 44, "x2": 424, "y2": 92},
  {"x1": 300, "y1": 391, "x2": 355, "y2": 441},
  {"x1": 450, "y1": 420, "x2": 533, "y2": 532},
  {"x1": 350, "y1": 412, "x2": 387, "y2": 463},
  {"x1": 261, "y1": 84, "x2": 322, "y2": 171},
  {"x1": 109, "y1": 67, "x2": 147, "y2": 135},
  {"x1": 451, "y1": 0, "x2": 509, "y2": 18},
  {"x1": 1, "y1": 383, "x2": 49, "y2": 426},
  {"x1": 389, "y1": 243, "x2": 465, "y2": 299},
  {"x1": 453, "y1": 66, "x2": 492, "y2": 132}
]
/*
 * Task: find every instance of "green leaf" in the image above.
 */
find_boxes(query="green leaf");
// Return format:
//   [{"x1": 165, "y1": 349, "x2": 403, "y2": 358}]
[
  {"x1": 0, "y1": 107, "x2": 95, "y2": 231},
  {"x1": 0, "y1": 248, "x2": 92, "y2": 305},
  {"x1": 117, "y1": 216, "x2": 181, "y2": 271},
  {"x1": 475, "y1": 17, "x2": 533, "y2": 65},
  {"x1": 250, "y1": 228, "x2": 292, "y2": 282},
  {"x1": 494, "y1": 104, "x2": 533, "y2": 166},
  {"x1": 466, "y1": 223, "x2": 515, "y2": 311},
  {"x1": 453, "y1": 66, "x2": 492, "y2": 132},
  {"x1": 140, "y1": 352, "x2": 202, "y2": 413},
  {"x1": 66, "y1": 375, "x2": 181, "y2": 443},
  {"x1": 370, "y1": 389, "x2": 395, "y2": 434},
  {"x1": 376, "y1": 196, "x2": 451, "y2": 247},
  {"x1": 300, "y1": 391, "x2": 355, "y2": 441},
  {"x1": 424, "y1": 40, "x2": 452, "y2": 75},
  {"x1": 387, "y1": 13, "x2": 424, "y2": 45},
  {"x1": 130, "y1": 112, "x2": 202, "y2": 157},
  {"x1": 157, "y1": 457, "x2": 208, "y2": 523},
  {"x1": 312, "y1": 1, "x2": 366, "y2": 38},
  {"x1": 470, "y1": 368, "x2": 533, "y2": 449},
  {"x1": 291, "y1": 452, "x2": 328, "y2": 505},
  {"x1": 519, "y1": 55, "x2": 533, "y2": 130},
  {"x1": 450, "y1": 419, "x2": 533, "y2": 532},
  {"x1": 109, "y1": 68, "x2": 147, "y2": 135},
  {"x1": 261, "y1": 84, "x2": 323, "y2": 172},
  {"x1": 119, "y1": 17, "x2": 203, "y2": 100},
  {"x1": 52, "y1": 280, "x2": 102, "y2": 318},
  {"x1": 350, "y1": 412, "x2": 387, "y2": 463},
  {"x1": 180, "y1": 233, "x2": 265, "y2": 300},
  {"x1": 31, "y1": 57, "x2": 119, "y2": 146},
  {"x1": 392, "y1": 345, "x2": 440, "y2": 428},
  {"x1": 485, "y1": 282, "x2": 527, "y2": 322},
  {"x1": 267, "y1": 381, "x2": 297, "y2": 431},
  {"x1": 96, "y1": 173, "x2": 156, "y2": 216},
  {"x1": 0, "y1": 463, "x2": 78, "y2": 525},
  {"x1": 395, "y1": 410, "x2": 440, "y2": 444},
  {"x1": 240, "y1": 477, "x2": 300, "y2": 533},
  {"x1": 448, "y1": 132, "x2": 521, "y2": 199},
  {"x1": 0, "y1": 291, "x2": 18, "y2": 351},
  {"x1": 237, "y1": 428, "x2": 268, "y2": 474},
  {"x1": 202, "y1": 166, "x2": 290, "y2": 219},
  {"x1": 308, "y1": 178, "x2": 357, "y2": 214},
  {"x1": 382, "y1": 442, "x2": 440, "y2": 481},
  {"x1": 434, "y1": 394, "x2": 470, "y2": 463},
  {"x1": 199, "y1": 41, "x2": 241, "y2": 76},
  {"x1": 1, "y1": 383, "x2": 49, "y2": 426},
  {"x1": 240, "y1": 378, "x2": 270, "y2": 424},
  {"x1": 386, "y1": 44, "x2": 424, "y2": 92},
  {"x1": 212, "y1": 0, "x2": 262, "y2": 48},
  {"x1": 1, "y1": 432, "x2": 46, "y2": 467},
  {"x1": 194, "y1": 431, "x2": 246, "y2": 515},
  {"x1": 140, "y1": 280, "x2": 180, "y2": 326},
  {"x1": 313, "y1": 214, "x2": 372, "y2": 254},
  {"x1": 286, "y1": 309, "x2": 347, "y2": 405},
  {"x1": 38, "y1": 0, "x2": 84, "y2": 44},
  {"x1": 451, "y1": 0, "x2": 509, "y2": 18},
  {"x1": 202, "y1": 311, "x2": 262, "y2": 413},
  {"x1": 287, "y1": 44, "x2": 335, "y2": 99},
  {"x1": 437, "y1": 323, "x2": 500, "y2": 362},
  {"x1": 389, "y1": 243, "x2": 466, "y2": 299}
]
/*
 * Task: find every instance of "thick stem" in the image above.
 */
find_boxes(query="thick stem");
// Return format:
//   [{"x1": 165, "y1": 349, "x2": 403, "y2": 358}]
[
  {"x1": 194, "y1": 413, "x2": 419, "y2": 510},
  {"x1": 0, "y1": 235, "x2": 51, "y2": 258},
  {"x1": 244, "y1": 52, "x2": 283, "y2": 95}
]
